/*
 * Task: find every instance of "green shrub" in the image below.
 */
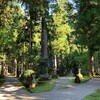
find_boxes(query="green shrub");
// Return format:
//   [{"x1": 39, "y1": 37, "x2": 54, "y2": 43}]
[
  {"x1": 36, "y1": 58, "x2": 48, "y2": 77},
  {"x1": 52, "y1": 74, "x2": 59, "y2": 79},
  {"x1": 19, "y1": 69, "x2": 35, "y2": 89},
  {"x1": 81, "y1": 66, "x2": 88, "y2": 76},
  {"x1": 81, "y1": 76, "x2": 90, "y2": 83},
  {"x1": 24, "y1": 70, "x2": 35, "y2": 77}
]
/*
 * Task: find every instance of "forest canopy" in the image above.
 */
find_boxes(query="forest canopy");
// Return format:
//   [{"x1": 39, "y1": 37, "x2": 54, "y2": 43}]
[{"x1": 0, "y1": 0, "x2": 100, "y2": 78}]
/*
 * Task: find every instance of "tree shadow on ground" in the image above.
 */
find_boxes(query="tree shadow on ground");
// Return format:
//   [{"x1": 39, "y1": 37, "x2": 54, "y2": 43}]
[
  {"x1": 0, "y1": 76, "x2": 44, "y2": 100},
  {"x1": 1, "y1": 77, "x2": 100, "y2": 100}
]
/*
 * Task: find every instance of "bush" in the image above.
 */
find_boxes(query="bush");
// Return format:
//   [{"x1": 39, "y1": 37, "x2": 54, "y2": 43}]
[
  {"x1": 19, "y1": 69, "x2": 35, "y2": 89},
  {"x1": 24, "y1": 70, "x2": 34, "y2": 77},
  {"x1": 36, "y1": 58, "x2": 48, "y2": 77},
  {"x1": 81, "y1": 66, "x2": 88, "y2": 75},
  {"x1": 52, "y1": 74, "x2": 59, "y2": 79}
]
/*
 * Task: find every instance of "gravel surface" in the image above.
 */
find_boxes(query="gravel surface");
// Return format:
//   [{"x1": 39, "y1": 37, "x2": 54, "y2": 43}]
[{"x1": 0, "y1": 76, "x2": 100, "y2": 100}]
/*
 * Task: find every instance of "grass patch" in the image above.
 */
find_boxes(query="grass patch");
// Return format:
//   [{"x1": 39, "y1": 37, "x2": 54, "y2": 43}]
[
  {"x1": 30, "y1": 81, "x2": 55, "y2": 93},
  {"x1": 83, "y1": 89, "x2": 100, "y2": 100},
  {"x1": 81, "y1": 76, "x2": 91, "y2": 83}
]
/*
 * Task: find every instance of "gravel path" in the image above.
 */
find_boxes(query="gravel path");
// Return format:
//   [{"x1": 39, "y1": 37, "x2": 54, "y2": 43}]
[{"x1": 0, "y1": 76, "x2": 100, "y2": 100}]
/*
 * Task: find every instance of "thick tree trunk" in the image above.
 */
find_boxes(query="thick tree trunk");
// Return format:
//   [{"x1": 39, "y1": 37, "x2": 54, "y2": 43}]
[
  {"x1": 0, "y1": 62, "x2": 4, "y2": 77},
  {"x1": 17, "y1": 65, "x2": 19, "y2": 77},
  {"x1": 88, "y1": 50, "x2": 95, "y2": 77},
  {"x1": 41, "y1": 17, "x2": 48, "y2": 58}
]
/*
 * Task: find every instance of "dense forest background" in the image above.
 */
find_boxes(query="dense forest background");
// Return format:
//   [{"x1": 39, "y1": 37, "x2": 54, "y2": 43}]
[{"x1": 0, "y1": 0, "x2": 100, "y2": 79}]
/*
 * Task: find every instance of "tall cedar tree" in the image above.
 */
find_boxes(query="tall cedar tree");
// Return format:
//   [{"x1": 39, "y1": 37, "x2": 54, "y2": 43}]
[{"x1": 74, "y1": 0, "x2": 100, "y2": 77}]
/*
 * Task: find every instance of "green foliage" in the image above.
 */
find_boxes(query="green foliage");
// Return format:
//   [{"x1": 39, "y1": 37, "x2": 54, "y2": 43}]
[
  {"x1": 24, "y1": 69, "x2": 35, "y2": 77},
  {"x1": 48, "y1": 0, "x2": 73, "y2": 57},
  {"x1": 75, "y1": 52, "x2": 88, "y2": 75},
  {"x1": 37, "y1": 58, "x2": 48, "y2": 75},
  {"x1": 0, "y1": 77, "x2": 5, "y2": 82},
  {"x1": 0, "y1": 1, "x2": 25, "y2": 70},
  {"x1": 69, "y1": 51, "x2": 88, "y2": 75},
  {"x1": 19, "y1": 69, "x2": 35, "y2": 89},
  {"x1": 52, "y1": 74, "x2": 59, "y2": 79},
  {"x1": 35, "y1": 58, "x2": 53, "y2": 81},
  {"x1": 72, "y1": 0, "x2": 100, "y2": 76},
  {"x1": 73, "y1": 0, "x2": 100, "y2": 53},
  {"x1": 73, "y1": 0, "x2": 100, "y2": 45},
  {"x1": 1, "y1": 0, "x2": 95, "y2": 78}
]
